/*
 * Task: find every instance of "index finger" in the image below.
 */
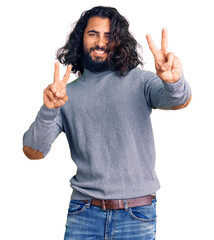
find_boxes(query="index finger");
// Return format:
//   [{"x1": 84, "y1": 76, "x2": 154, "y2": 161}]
[
  {"x1": 62, "y1": 64, "x2": 72, "y2": 83},
  {"x1": 54, "y1": 62, "x2": 60, "y2": 83},
  {"x1": 146, "y1": 34, "x2": 159, "y2": 56},
  {"x1": 161, "y1": 28, "x2": 168, "y2": 53}
]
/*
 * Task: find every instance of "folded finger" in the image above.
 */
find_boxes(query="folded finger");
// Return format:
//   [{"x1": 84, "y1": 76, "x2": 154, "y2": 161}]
[
  {"x1": 45, "y1": 88, "x2": 55, "y2": 101},
  {"x1": 160, "y1": 52, "x2": 175, "y2": 72},
  {"x1": 166, "y1": 52, "x2": 175, "y2": 69},
  {"x1": 55, "y1": 91, "x2": 65, "y2": 98},
  {"x1": 63, "y1": 95, "x2": 68, "y2": 103},
  {"x1": 173, "y1": 56, "x2": 180, "y2": 66},
  {"x1": 54, "y1": 97, "x2": 68, "y2": 108},
  {"x1": 172, "y1": 56, "x2": 182, "y2": 72}
]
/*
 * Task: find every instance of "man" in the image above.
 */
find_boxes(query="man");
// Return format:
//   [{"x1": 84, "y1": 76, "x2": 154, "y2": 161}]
[{"x1": 23, "y1": 6, "x2": 191, "y2": 240}]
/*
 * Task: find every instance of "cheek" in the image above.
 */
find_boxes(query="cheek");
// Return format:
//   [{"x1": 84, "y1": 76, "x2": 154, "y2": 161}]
[
  {"x1": 83, "y1": 36, "x2": 95, "y2": 50},
  {"x1": 108, "y1": 40, "x2": 115, "y2": 51}
]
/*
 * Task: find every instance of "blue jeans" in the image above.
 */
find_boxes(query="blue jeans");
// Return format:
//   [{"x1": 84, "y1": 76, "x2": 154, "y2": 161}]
[{"x1": 64, "y1": 198, "x2": 157, "y2": 240}]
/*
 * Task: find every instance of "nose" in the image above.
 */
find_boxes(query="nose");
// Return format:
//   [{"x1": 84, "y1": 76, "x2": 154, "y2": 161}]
[{"x1": 96, "y1": 36, "x2": 107, "y2": 48}]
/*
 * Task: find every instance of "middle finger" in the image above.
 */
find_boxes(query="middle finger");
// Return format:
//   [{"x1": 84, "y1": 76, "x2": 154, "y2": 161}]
[{"x1": 161, "y1": 28, "x2": 168, "y2": 54}]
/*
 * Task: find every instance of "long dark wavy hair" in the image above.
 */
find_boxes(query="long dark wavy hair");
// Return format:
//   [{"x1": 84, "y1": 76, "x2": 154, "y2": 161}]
[{"x1": 56, "y1": 6, "x2": 143, "y2": 76}]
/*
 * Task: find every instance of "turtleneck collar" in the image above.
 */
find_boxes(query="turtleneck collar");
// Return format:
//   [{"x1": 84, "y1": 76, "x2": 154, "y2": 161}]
[{"x1": 80, "y1": 68, "x2": 114, "y2": 80}]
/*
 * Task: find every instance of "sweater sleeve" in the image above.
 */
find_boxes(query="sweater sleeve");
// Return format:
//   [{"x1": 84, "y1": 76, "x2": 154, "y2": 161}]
[
  {"x1": 143, "y1": 70, "x2": 192, "y2": 110},
  {"x1": 23, "y1": 105, "x2": 63, "y2": 159}
]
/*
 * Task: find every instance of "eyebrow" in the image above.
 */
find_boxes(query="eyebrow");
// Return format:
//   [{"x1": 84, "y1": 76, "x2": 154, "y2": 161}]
[{"x1": 87, "y1": 30, "x2": 111, "y2": 35}]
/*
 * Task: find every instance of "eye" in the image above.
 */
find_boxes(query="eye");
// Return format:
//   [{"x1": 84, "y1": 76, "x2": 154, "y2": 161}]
[
  {"x1": 105, "y1": 35, "x2": 111, "y2": 40},
  {"x1": 89, "y1": 33, "x2": 97, "y2": 37}
]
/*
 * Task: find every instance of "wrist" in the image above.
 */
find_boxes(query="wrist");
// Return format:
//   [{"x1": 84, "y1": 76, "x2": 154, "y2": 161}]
[
  {"x1": 162, "y1": 72, "x2": 185, "y2": 93},
  {"x1": 38, "y1": 105, "x2": 61, "y2": 121}
]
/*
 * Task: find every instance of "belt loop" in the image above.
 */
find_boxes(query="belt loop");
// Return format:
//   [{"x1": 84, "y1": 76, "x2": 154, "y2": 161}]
[
  {"x1": 101, "y1": 200, "x2": 106, "y2": 210},
  {"x1": 86, "y1": 200, "x2": 91, "y2": 208},
  {"x1": 123, "y1": 200, "x2": 129, "y2": 211}
]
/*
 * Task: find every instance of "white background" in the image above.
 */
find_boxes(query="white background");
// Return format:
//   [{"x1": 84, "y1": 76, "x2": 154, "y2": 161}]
[{"x1": 1, "y1": 0, "x2": 213, "y2": 239}]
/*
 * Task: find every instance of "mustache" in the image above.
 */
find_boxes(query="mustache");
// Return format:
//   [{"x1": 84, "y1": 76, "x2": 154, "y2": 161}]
[{"x1": 89, "y1": 46, "x2": 108, "y2": 53}]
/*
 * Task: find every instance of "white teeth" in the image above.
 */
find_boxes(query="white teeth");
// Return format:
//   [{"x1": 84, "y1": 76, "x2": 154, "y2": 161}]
[{"x1": 94, "y1": 50, "x2": 105, "y2": 54}]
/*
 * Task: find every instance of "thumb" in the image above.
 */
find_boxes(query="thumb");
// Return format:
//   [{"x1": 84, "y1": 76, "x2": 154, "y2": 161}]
[
  {"x1": 55, "y1": 91, "x2": 65, "y2": 98},
  {"x1": 160, "y1": 63, "x2": 171, "y2": 72}
]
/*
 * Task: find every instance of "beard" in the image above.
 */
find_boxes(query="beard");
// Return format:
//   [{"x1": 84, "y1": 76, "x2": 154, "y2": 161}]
[{"x1": 81, "y1": 46, "x2": 111, "y2": 73}]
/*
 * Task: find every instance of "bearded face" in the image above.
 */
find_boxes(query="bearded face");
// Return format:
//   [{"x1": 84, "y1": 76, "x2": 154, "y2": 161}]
[{"x1": 82, "y1": 17, "x2": 112, "y2": 72}]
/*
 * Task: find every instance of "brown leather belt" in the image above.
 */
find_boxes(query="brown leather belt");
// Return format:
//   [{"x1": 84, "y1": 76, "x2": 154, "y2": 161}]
[{"x1": 83, "y1": 195, "x2": 155, "y2": 210}]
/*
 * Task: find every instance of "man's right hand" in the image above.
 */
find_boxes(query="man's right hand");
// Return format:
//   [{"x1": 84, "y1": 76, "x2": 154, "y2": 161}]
[{"x1": 43, "y1": 62, "x2": 71, "y2": 109}]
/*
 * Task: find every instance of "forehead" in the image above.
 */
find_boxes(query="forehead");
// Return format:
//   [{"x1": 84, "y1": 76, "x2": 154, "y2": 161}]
[{"x1": 85, "y1": 16, "x2": 111, "y2": 32}]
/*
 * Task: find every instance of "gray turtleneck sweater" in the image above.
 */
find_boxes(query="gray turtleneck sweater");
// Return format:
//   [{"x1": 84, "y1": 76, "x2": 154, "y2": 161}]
[{"x1": 23, "y1": 68, "x2": 191, "y2": 200}]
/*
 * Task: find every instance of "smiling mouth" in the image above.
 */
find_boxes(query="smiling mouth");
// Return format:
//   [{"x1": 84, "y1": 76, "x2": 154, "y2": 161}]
[
  {"x1": 94, "y1": 49, "x2": 105, "y2": 54},
  {"x1": 90, "y1": 47, "x2": 107, "y2": 55}
]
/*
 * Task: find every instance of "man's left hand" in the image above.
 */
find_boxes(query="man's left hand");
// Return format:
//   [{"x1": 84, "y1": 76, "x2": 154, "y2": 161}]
[{"x1": 146, "y1": 28, "x2": 182, "y2": 83}]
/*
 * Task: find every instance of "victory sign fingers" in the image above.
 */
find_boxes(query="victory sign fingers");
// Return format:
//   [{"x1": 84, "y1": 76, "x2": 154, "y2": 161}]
[
  {"x1": 44, "y1": 62, "x2": 71, "y2": 109},
  {"x1": 146, "y1": 28, "x2": 182, "y2": 83}
]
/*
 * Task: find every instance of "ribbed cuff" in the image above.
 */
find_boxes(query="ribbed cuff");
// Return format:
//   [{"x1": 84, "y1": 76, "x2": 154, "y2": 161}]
[{"x1": 163, "y1": 73, "x2": 185, "y2": 93}]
